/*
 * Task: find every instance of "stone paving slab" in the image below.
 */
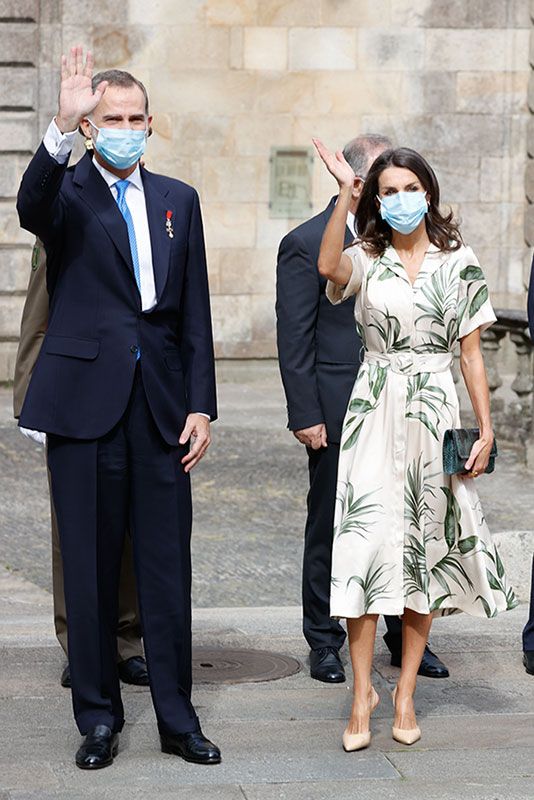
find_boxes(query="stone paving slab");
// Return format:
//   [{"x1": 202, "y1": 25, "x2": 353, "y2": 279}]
[
  {"x1": 386, "y1": 746, "x2": 534, "y2": 780},
  {"x1": 1, "y1": 361, "x2": 533, "y2": 605},
  {"x1": 243, "y1": 778, "x2": 534, "y2": 800}
]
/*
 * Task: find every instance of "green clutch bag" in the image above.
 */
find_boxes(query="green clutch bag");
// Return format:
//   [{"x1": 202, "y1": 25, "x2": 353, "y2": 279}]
[{"x1": 442, "y1": 428, "x2": 497, "y2": 475}]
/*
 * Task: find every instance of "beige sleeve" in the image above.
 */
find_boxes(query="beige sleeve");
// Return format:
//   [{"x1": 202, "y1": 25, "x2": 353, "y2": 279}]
[{"x1": 13, "y1": 239, "x2": 50, "y2": 418}]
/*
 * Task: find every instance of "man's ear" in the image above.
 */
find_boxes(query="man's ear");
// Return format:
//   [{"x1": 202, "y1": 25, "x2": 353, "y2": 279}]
[
  {"x1": 351, "y1": 176, "x2": 364, "y2": 201},
  {"x1": 79, "y1": 117, "x2": 92, "y2": 139}
]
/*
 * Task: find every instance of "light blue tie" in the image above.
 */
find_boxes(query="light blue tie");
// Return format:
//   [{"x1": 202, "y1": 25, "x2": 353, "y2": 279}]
[
  {"x1": 114, "y1": 179, "x2": 141, "y2": 359},
  {"x1": 114, "y1": 179, "x2": 142, "y2": 294}
]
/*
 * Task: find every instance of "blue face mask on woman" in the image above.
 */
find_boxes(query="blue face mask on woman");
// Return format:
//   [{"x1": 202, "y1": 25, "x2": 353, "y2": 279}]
[
  {"x1": 87, "y1": 119, "x2": 147, "y2": 170},
  {"x1": 378, "y1": 191, "x2": 428, "y2": 235}
]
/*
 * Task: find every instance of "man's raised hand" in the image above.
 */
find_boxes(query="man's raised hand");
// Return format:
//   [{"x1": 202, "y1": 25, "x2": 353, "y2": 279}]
[{"x1": 56, "y1": 46, "x2": 108, "y2": 133}]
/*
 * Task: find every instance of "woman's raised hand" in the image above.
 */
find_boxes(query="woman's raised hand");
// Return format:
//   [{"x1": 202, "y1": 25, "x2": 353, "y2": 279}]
[
  {"x1": 56, "y1": 46, "x2": 108, "y2": 133},
  {"x1": 312, "y1": 138, "x2": 355, "y2": 190}
]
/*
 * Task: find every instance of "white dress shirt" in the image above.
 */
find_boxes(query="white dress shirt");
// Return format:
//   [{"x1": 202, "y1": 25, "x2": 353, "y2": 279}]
[{"x1": 346, "y1": 210, "x2": 356, "y2": 238}]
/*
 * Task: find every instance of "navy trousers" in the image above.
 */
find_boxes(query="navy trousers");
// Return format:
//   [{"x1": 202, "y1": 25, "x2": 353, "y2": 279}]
[
  {"x1": 523, "y1": 555, "x2": 534, "y2": 652},
  {"x1": 303, "y1": 444, "x2": 401, "y2": 651},
  {"x1": 47, "y1": 366, "x2": 198, "y2": 736}
]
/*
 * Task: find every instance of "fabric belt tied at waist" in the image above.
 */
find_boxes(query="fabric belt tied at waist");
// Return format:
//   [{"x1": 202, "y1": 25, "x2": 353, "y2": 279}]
[{"x1": 363, "y1": 351, "x2": 453, "y2": 376}]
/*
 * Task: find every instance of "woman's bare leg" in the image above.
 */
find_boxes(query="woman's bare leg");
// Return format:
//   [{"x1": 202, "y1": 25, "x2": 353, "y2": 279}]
[
  {"x1": 394, "y1": 609, "x2": 433, "y2": 729},
  {"x1": 346, "y1": 614, "x2": 379, "y2": 734}
]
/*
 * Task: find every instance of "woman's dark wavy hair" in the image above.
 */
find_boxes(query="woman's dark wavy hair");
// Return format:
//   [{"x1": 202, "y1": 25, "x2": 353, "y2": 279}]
[{"x1": 354, "y1": 147, "x2": 463, "y2": 257}]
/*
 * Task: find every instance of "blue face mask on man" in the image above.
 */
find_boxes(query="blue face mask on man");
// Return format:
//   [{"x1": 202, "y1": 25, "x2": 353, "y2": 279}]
[
  {"x1": 87, "y1": 119, "x2": 147, "y2": 170},
  {"x1": 378, "y1": 191, "x2": 428, "y2": 235}
]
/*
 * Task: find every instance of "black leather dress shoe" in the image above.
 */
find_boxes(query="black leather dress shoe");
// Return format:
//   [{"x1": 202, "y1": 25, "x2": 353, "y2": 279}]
[
  {"x1": 118, "y1": 656, "x2": 149, "y2": 686},
  {"x1": 309, "y1": 647, "x2": 346, "y2": 683},
  {"x1": 75, "y1": 725, "x2": 119, "y2": 770},
  {"x1": 384, "y1": 633, "x2": 450, "y2": 678},
  {"x1": 60, "y1": 663, "x2": 71, "y2": 688},
  {"x1": 523, "y1": 651, "x2": 534, "y2": 675},
  {"x1": 160, "y1": 730, "x2": 221, "y2": 764}
]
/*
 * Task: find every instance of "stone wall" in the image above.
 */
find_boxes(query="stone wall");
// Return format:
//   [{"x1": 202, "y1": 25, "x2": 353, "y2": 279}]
[{"x1": 0, "y1": 0, "x2": 531, "y2": 377}]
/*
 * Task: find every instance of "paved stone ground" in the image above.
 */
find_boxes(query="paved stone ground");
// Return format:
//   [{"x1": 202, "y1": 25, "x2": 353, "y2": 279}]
[
  {"x1": 1, "y1": 361, "x2": 533, "y2": 605},
  {"x1": 1, "y1": 361, "x2": 533, "y2": 798}
]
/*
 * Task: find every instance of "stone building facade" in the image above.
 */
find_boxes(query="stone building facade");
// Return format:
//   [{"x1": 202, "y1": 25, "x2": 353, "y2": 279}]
[{"x1": 0, "y1": 0, "x2": 531, "y2": 379}]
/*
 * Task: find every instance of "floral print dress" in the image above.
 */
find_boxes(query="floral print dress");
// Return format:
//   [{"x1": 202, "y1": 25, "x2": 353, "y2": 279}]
[{"x1": 326, "y1": 243, "x2": 517, "y2": 620}]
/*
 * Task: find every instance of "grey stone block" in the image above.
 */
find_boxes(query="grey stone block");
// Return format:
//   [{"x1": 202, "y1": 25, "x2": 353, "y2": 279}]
[
  {"x1": 524, "y1": 203, "x2": 534, "y2": 246},
  {"x1": 243, "y1": 777, "x2": 534, "y2": 800},
  {"x1": 10, "y1": 790, "x2": 244, "y2": 800},
  {"x1": 0, "y1": 295, "x2": 24, "y2": 337},
  {"x1": 392, "y1": 0, "x2": 507, "y2": 28},
  {"x1": 0, "y1": 341, "x2": 17, "y2": 382},
  {"x1": 402, "y1": 72, "x2": 457, "y2": 115},
  {"x1": 0, "y1": 67, "x2": 36, "y2": 109},
  {"x1": 0, "y1": 116, "x2": 36, "y2": 153},
  {"x1": 0, "y1": 0, "x2": 37, "y2": 18},
  {"x1": 0, "y1": 23, "x2": 38, "y2": 64},
  {"x1": 387, "y1": 746, "x2": 534, "y2": 781},
  {"x1": 0, "y1": 154, "x2": 29, "y2": 197},
  {"x1": 0, "y1": 246, "x2": 32, "y2": 292},
  {"x1": 0, "y1": 760, "x2": 60, "y2": 792}
]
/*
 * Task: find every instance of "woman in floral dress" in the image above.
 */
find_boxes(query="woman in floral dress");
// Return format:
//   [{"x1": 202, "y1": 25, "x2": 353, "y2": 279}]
[{"x1": 313, "y1": 140, "x2": 517, "y2": 751}]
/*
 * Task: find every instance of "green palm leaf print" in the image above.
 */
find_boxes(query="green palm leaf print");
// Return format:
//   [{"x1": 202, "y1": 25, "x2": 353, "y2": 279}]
[
  {"x1": 404, "y1": 532, "x2": 428, "y2": 598},
  {"x1": 460, "y1": 265, "x2": 484, "y2": 282},
  {"x1": 347, "y1": 555, "x2": 394, "y2": 613},
  {"x1": 431, "y1": 552, "x2": 474, "y2": 595},
  {"x1": 406, "y1": 374, "x2": 451, "y2": 440},
  {"x1": 335, "y1": 484, "x2": 383, "y2": 540},
  {"x1": 440, "y1": 487, "x2": 462, "y2": 548},
  {"x1": 342, "y1": 365, "x2": 387, "y2": 451},
  {"x1": 469, "y1": 285, "x2": 489, "y2": 318},
  {"x1": 368, "y1": 308, "x2": 411, "y2": 352},
  {"x1": 404, "y1": 455, "x2": 435, "y2": 531}
]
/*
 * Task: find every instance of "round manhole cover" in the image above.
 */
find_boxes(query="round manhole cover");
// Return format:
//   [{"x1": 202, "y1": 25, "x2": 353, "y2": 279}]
[{"x1": 192, "y1": 647, "x2": 301, "y2": 684}]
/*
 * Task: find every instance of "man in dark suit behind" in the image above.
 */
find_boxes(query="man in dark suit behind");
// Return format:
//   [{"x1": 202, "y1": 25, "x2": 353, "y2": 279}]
[
  {"x1": 16, "y1": 47, "x2": 220, "y2": 768},
  {"x1": 276, "y1": 134, "x2": 450, "y2": 683},
  {"x1": 523, "y1": 254, "x2": 534, "y2": 676}
]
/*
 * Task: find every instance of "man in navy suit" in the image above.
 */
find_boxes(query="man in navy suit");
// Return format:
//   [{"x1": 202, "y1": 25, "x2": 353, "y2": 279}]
[
  {"x1": 17, "y1": 47, "x2": 220, "y2": 768},
  {"x1": 276, "y1": 134, "x2": 449, "y2": 683},
  {"x1": 524, "y1": 254, "x2": 534, "y2": 676}
]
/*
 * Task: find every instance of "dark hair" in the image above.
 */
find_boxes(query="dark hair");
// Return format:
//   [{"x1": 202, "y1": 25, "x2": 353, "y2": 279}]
[
  {"x1": 342, "y1": 133, "x2": 393, "y2": 177},
  {"x1": 355, "y1": 147, "x2": 462, "y2": 257},
  {"x1": 92, "y1": 69, "x2": 149, "y2": 114}
]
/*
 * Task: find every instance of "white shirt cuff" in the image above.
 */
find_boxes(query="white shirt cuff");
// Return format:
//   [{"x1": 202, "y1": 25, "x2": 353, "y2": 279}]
[
  {"x1": 195, "y1": 413, "x2": 211, "y2": 420},
  {"x1": 19, "y1": 427, "x2": 46, "y2": 446},
  {"x1": 43, "y1": 118, "x2": 78, "y2": 164}
]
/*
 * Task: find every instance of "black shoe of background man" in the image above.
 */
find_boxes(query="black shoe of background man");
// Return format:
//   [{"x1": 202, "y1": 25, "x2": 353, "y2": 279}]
[
  {"x1": 60, "y1": 663, "x2": 71, "y2": 688},
  {"x1": 524, "y1": 651, "x2": 534, "y2": 675},
  {"x1": 118, "y1": 656, "x2": 149, "y2": 686},
  {"x1": 75, "y1": 725, "x2": 119, "y2": 770},
  {"x1": 160, "y1": 729, "x2": 221, "y2": 764},
  {"x1": 309, "y1": 646, "x2": 346, "y2": 683},
  {"x1": 384, "y1": 633, "x2": 450, "y2": 678}
]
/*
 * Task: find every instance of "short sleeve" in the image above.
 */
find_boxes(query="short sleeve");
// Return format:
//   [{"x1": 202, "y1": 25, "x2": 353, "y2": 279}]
[
  {"x1": 326, "y1": 245, "x2": 366, "y2": 305},
  {"x1": 457, "y1": 247, "x2": 497, "y2": 339}
]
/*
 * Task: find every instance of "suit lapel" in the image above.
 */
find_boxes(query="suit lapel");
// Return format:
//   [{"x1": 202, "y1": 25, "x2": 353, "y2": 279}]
[
  {"x1": 141, "y1": 168, "x2": 173, "y2": 303},
  {"x1": 73, "y1": 153, "x2": 134, "y2": 274}
]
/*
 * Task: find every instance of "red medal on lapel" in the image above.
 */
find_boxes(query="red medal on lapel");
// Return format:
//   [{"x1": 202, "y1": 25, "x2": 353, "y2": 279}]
[{"x1": 165, "y1": 210, "x2": 174, "y2": 239}]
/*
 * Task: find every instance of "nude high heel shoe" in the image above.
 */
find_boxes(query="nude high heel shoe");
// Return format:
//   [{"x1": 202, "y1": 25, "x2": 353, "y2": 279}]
[
  {"x1": 342, "y1": 686, "x2": 380, "y2": 752},
  {"x1": 391, "y1": 686, "x2": 421, "y2": 745}
]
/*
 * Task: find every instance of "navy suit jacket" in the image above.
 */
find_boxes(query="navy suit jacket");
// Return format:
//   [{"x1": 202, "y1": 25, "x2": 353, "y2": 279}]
[
  {"x1": 16, "y1": 143, "x2": 217, "y2": 445},
  {"x1": 276, "y1": 197, "x2": 362, "y2": 445},
  {"x1": 528, "y1": 254, "x2": 534, "y2": 343}
]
